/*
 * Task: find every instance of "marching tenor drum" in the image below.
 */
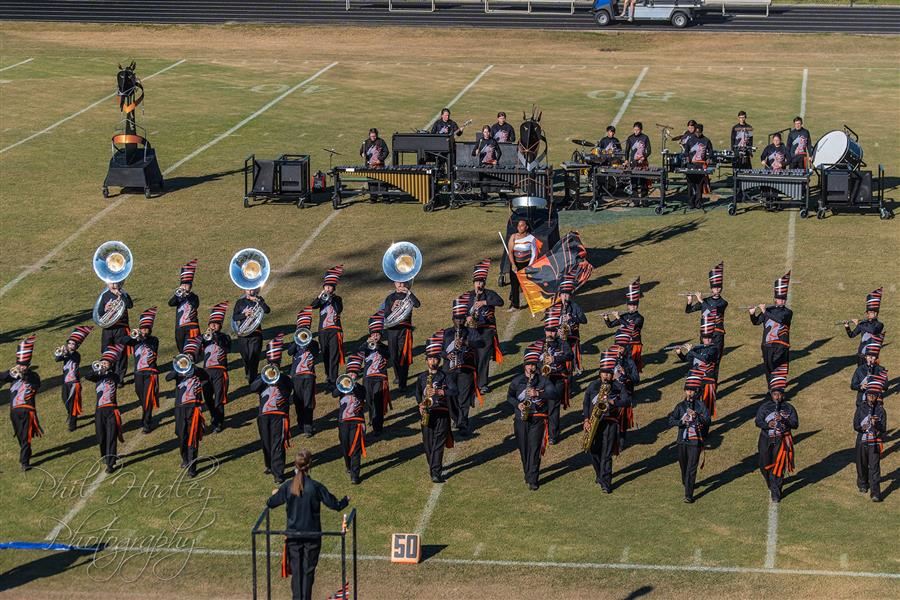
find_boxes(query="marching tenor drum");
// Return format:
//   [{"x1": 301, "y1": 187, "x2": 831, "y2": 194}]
[{"x1": 812, "y1": 130, "x2": 864, "y2": 170}]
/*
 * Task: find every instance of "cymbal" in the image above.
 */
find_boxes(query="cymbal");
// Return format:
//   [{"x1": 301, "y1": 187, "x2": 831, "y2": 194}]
[
  {"x1": 322, "y1": 148, "x2": 343, "y2": 155},
  {"x1": 570, "y1": 139, "x2": 595, "y2": 147}
]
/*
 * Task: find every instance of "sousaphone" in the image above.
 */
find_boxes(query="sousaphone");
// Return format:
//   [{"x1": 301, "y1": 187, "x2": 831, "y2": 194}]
[{"x1": 382, "y1": 241, "x2": 423, "y2": 329}]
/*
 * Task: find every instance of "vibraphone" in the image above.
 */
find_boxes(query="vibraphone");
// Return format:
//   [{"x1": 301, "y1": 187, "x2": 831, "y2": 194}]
[
  {"x1": 452, "y1": 165, "x2": 553, "y2": 207},
  {"x1": 591, "y1": 166, "x2": 668, "y2": 214},
  {"x1": 731, "y1": 168, "x2": 812, "y2": 216},
  {"x1": 331, "y1": 165, "x2": 438, "y2": 211}
]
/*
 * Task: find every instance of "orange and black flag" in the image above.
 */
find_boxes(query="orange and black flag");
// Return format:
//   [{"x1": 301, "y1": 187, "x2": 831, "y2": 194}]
[{"x1": 516, "y1": 232, "x2": 593, "y2": 315}]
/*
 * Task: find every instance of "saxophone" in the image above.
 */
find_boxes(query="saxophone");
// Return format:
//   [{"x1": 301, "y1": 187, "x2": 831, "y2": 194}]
[
  {"x1": 422, "y1": 371, "x2": 434, "y2": 427},
  {"x1": 449, "y1": 326, "x2": 464, "y2": 371},
  {"x1": 522, "y1": 375, "x2": 538, "y2": 422},
  {"x1": 541, "y1": 344, "x2": 554, "y2": 376},
  {"x1": 582, "y1": 382, "x2": 611, "y2": 453}
]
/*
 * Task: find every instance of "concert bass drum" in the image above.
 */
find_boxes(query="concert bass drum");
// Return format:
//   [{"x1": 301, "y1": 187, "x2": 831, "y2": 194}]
[{"x1": 812, "y1": 130, "x2": 863, "y2": 170}]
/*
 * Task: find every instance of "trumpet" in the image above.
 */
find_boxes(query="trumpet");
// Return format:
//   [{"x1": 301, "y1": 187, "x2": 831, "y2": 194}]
[
  {"x1": 336, "y1": 373, "x2": 355, "y2": 394},
  {"x1": 202, "y1": 327, "x2": 214, "y2": 342},
  {"x1": 129, "y1": 328, "x2": 143, "y2": 340},
  {"x1": 294, "y1": 327, "x2": 312, "y2": 348},
  {"x1": 174, "y1": 286, "x2": 188, "y2": 298},
  {"x1": 367, "y1": 339, "x2": 378, "y2": 351},
  {"x1": 91, "y1": 360, "x2": 107, "y2": 374},
  {"x1": 318, "y1": 290, "x2": 332, "y2": 303},
  {"x1": 54, "y1": 345, "x2": 69, "y2": 359}
]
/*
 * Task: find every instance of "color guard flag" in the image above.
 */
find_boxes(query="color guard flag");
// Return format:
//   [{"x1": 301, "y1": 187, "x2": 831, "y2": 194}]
[{"x1": 516, "y1": 231, "x2": 593, "y2": 315}]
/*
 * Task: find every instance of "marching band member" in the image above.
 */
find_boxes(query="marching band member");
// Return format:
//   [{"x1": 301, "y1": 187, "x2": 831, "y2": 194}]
[
  {"x1": 202, "y1": 302, "x2": 231, "y2": 433},
  {"x1": 686, "y1": 123, "x2": 713, "y2": 209},
  {"x1": 2, "y1": 336, "x2": 42, "y2": 471},
  {"x1": 508, "y1": 344, "x2": 559, "y2": 491},
  {"x1": 86, "y1": 344, "x2": 126, "y2": 473},
  {"x1": 844, "y1": 287, "x2": 884, "y2": 366},
  {"x1": 749, "y1": 272, "x2": 792, "y2": 380},
  {"x1": 430, "y1": 108, "x2": 463, "y2": 136},
  {"x1": 506, "y1": 220, "x2": 538, "y2": 311},
  {"x1": 537, "y1": 307, "x2": 573, "y2": 445},
  {"x1": 98, "y1": 280, "x2": 133, "y2": 382},
  {"x1": 490, "y1": 111, "x2": 516, "y2": 143},
  {"x1": 334, "y1": 355, "x2": 367, "y2": 485},
  {"x1": 850, "y1": 336, "x2": 886, "y2": 407},
  {"x1": 383, "y1": 280, "x2": 420, "y2": 391},
  {"x1": 731, "y1": 110, "x2": 754, "y2": 170},
  {"x1": 611, "y1": 332, "x2": 638, "y2": 448},
  {"x1": 127, "y1": 308, "x2": 159, "y2": 433},
  {"x1": 583, "y1": 351, "x2": 631, "y2": 494},
  {"x1": 610, "y1": 344, "x2": 639, "y2": 394},
  {"x1": 667, "y1": 369, "x2": 711, "y2": 503},
  {"x1": 251, "y1": 334, "x2": 293, "y2": 484},
  {"x1": 464, "y1": 259, "x2": 504, "y2": 393},
  {"x1": 442, "y1": 298, "x2": 483, "y2": 436},
  {"x1": 675, "y1": 314, "x2": 720, "y2": 417},
  {"x1": 165, "y1": 338, "x2": 207, "y2": 478},
  {"x1": 761, "y1": 133, "x2": 788, "y2": 172},
  {"x1": 685, "y1": 262, "x2": 728, "y2": 358},
  {"x1": 287, "y1": 307, "x2": 319, "y2": 437},
  {"x1": 677, "y1": 120, "x2": 698, "y2": 161},
  {"x1": 232, "y1": 287, "x2": 271, "y2": 385},
  {"x1": 359, "y1": 128, "x2": 388, "y2": 168},
  {"x1": 311, "y1": 265, "x2": 345, "y2": 391},
  {"x1": 787, "y1": 116, "x2": 812, "y2": 170},
  {"x1": 557, "y1": 273, "x2": 588, "y2": 374},
  {"x1": 167, "y1": 259, "x2": 200, "y2": 353},
  {"x1": 55, "y1": 326, "x2": 92, "y2": 432},
  {"x1": 604, "y1": 277, "x2": 645, "y2": 372},
  {"x1": 854, "y1": 373, "x2": 887, "y2": 502},
  {"x1": 417, "y1": 333, "x2": 453, "y2": 483},
  {"x1": 755, "y1": 366, "x2": 798, "y2": 503},
  {"x1": 359, "y1": 310, "x2": 391, "y2": 436},
  {"x1": 624, "y1": 122, "x2": 652, "y2": 198},
  {"x1": 597, "y1": 125, "x2": 621, "y2": 166},
  {"x1": 473, "y1": 126, "x2": 502, "y2": 166}
]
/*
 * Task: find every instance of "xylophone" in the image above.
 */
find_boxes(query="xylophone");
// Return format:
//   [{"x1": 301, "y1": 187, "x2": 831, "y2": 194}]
[
  {"x1": 591, "y1": 166, "x2": 669, "y2": 214},
  {"x1": 453, "y1": 165, "x2": 553, "y2": 204},
  {"x1": 332, "y1": 165, "x2": 437, "y2": 210},
  {"x1": 730, "y1": 169, "x2": 812, "y2": 215}
]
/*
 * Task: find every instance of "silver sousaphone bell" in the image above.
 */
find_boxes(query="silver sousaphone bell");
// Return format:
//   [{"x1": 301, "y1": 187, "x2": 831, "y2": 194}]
[
  {"x1": 91, "y1": 241, "x2": 134, "y2": 328},
  {"x1": 172, "y1": 353, "x2": 194, "y2": 377},
  {"x1": 382, "y1": 241, "x2": 422, "y2": 329},
  {"x1": 229, "y1": 248, "x2": 271, "y2": 337}
]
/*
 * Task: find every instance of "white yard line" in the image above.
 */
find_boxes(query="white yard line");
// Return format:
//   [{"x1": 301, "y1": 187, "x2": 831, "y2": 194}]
[
  {"x1": 0, "y1": 57, "x2": 34, "y2": 72},
  {"x1": 611, "y1": 67, "x2": 649, "y2": 128},
  {"x1": 764, "y1": 501, "x2": 780, "y2": 569},
  {"x1": 799, "y1": 68, "x2": 808, "y2": 120},
  {"x1": 423, "y1": 64, "x2": 494, "y2": 129},
  {"x1": 1, "y1": 62, "x2": 338, "y2": 301},
  {"x1": 0, "y1": 59, "x2": 186, "y2": 155}
]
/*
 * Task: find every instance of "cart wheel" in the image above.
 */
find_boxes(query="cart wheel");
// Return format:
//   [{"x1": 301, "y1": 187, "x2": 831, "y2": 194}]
[
  {"x1": 589, "y1": 201, "x2": 599, "y2": 213},
  {"x1": 332, "y1": 193, "x2": 341, "y2": 210},
  {"x1": 799, "y1": 208, "x2": 809, "y2": 219},
  {"x1": 727, "y1": 204, "x2": 737, "y2": 216},
  {"x1": 144, "y1": 187, "x2": 152, "y2": 199},
  {"x1": 594, "y1": 9, "x2": 612, "y2": 27},
  {"x1": 243, "y1": 196, "x2": 250, "y2": 209},
  {"x1": 880, "y1": 207, "x2": 891, "y2": 220},
  {"x1": 424, "y1": 202, "x2": 434, "y2": 213},
  {"x1": 830, "y1": 207, "x2": 838, "y2": 215},
  {"x1": 102, "y1": 186, "x2": 109, "y2": 198},
  {"x1": 816, "y1": 208, "x2": 826, "y2": 220},
  {"x1": 654, "y1": 205, "x2": 663, "y2": 215}
]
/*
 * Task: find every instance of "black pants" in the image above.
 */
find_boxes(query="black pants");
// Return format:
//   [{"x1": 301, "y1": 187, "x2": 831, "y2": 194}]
[
  {"x1": 286, "y1": 538, "x2": 321, "y2": 600},
  {"x1": 590, "y1": 420, "x2": 618, "y2": 490},
  {"x1": 10, "y1": 409, "x2": 33, "y2": 467},
  {"x1": 291, "y1": 375, "x2": 316, "y2": 434},
  {"x1": 175, "y1": 325, "x2": 199, "y2": 353},
  {"x1": 203, "y1": 368, "x2": 227, "y2": 430},
  {"x1": 761, "y1": 344, "x2": 789, "y2": 380},
  {"x1": 447, "y1": 369, "x2": 476, "y2": 432},
  {"x1": 364, "y1": 377, "x2": 387, "y2": 434},
  {"x1": 319, "y1": 329, "x2": 343, "y2": 386},
  {"x1": 95, "y1": 407, "x2": 119, "y2": 469},
  {"x1": 758, "y1": 436, "x2": 784, "y2": 501},
  {"x1": 473, "y1": 327, "x2": 496, "y2": 390},
  {"x1": 686, "y1": 174, "x2": 705, "y2": 208},
  {"x1": 514, "y1": 416, "x2": 546, "y2": 486},
  {"x1": 134, "y1": 370, "x2": 157, "y2": 430},
  {"x1": 856, "y1": 442, "x2": 881, "y2": 498},
  {"x1": 258, "y1": 413, "x2": 286, "y2": 480},
  {"x1": 175, "y1": 404, "x2": 200, "y2": 476},
  {"x1": 338, "y1": 420, "x2": 364, "y2": 481},
  {"x1": 733, "y1": 152, "x2": 752, "y2": 171},
  {"x1": 509, "y1": 258, "x2": 530, "y2": 309},
  {"x1": 101, "y1": 327, "x2": 129, "y2": 381},
  {"x1": 385, "y1": 327, "x2": 412, "y2": 389},
  {"x1": 678, "y1": 444, "x2": 702, "y2": 499},
  {"x1": 235, "y1": 334, "x2": 263, "y2": 384},
  {"x1": 61, "y1": 381, "x2": 80, "y2": 431},
  {"x1": 547, "y1": 374, "x2": 568, "y2": 443},
  {"x1": 788, "y1": 154, "x2": 807, "y2": 170},
  {"x1": 422, "y1": 411, "x2": 451, "y2": 479}
]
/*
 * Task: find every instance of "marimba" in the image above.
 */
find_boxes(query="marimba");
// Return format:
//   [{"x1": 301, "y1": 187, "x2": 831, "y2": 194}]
[{"x1": 332, "y1": 165, "x2": 438, "y2": 211}]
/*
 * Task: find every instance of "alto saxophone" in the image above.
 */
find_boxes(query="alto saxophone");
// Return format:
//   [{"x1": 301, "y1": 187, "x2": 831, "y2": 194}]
[
  {"x1": 449, "y1": 326, "x2": 463, "y2": 371},
  {"x1": 541, "y1": 347, "x2": 554, "y2": 376},
  {"x1": 582, "y1": 382, "x2": 611, "y2": 453},
  {"x1": 522, "y1": 375, "x2": 537, "y2": 422},
  {"x1": 422, "y1": 371, "x2": 434, "y2": 427}
]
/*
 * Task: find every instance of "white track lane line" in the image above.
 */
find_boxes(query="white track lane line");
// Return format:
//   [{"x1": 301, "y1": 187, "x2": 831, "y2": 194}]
[{"x1": 0, "y1": 57, "x2": 34, "y2": 72}]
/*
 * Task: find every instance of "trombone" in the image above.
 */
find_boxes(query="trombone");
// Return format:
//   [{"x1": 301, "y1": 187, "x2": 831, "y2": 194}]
[{"x1": 54, "y1": 345, "x2": 70, "y2": 359}]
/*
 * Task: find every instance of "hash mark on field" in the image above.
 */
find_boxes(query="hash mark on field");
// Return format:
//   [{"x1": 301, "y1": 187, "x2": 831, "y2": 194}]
[
  {"x1": 619, "y1": 547, "x2": 630, "y2": 563},
  {"x1": 0, "y1": 59, "x2": 185, "y2": 155},
  {"x1": 692, "y1": 548, "x2": 703, "y2": 565},
  {"x1": 547, "y1": 545, "x2": 557, "y2": 560},
  {"x1": 840, "y1": 553, "x2": 849, "y2": 569},
  {"x1": 473, "y1": 543, "x2": 484, "y2": 557},
  {"x1": 0, "y1": 57, "x2": 34, "y2": 72}
]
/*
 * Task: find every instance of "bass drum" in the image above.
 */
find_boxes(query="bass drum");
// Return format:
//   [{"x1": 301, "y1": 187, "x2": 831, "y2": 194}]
[{"x1": 812, "y1": 130, "x2": 863, "y2": 170}]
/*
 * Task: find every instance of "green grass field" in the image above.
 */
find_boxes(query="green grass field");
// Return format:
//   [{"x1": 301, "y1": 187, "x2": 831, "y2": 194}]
[{"x1": 0, "y1": 23, "x2": 898, "y2": 599}]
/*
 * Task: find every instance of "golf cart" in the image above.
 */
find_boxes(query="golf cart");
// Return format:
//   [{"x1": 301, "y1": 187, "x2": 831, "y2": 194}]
[{"x1": 592, "y1": 0, "x2": 701, "y2": 27}]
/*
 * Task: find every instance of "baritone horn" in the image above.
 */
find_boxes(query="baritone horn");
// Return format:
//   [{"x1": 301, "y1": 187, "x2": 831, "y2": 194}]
[
  {"x1": 382, "y1": 241, "x2": 423, "y2": 329},
  {"x1": 91, "y1": 241, "x2": 134, "y2": 328}
]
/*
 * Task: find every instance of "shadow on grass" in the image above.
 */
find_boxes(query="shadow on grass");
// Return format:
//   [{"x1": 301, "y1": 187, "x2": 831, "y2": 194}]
[
  {"x1": 0, "y1": 309, "x2": 93, "y2": 345},
  {"x1": 0, "y1": 549, "x2": 92, "y2": 592}
]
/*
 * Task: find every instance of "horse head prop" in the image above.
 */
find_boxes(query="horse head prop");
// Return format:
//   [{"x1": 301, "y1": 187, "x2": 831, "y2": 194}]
[{"x1": 518, "y1": 105, "x2": 547, "y2": 172}]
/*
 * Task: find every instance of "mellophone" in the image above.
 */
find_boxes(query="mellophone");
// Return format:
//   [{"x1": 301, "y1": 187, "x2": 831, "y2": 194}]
[{"x1": 332, "y1": 165, "x2": 438, "y2": 209}]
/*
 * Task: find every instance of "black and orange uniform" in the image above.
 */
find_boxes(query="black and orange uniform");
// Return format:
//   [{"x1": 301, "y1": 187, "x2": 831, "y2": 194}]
[
  {"x1": 846, "y1": 288, "x2": 885, "y2": 366},
  {"x1": 751, "y1": 305, "x2": 792, "y2": 379},
  {"x1": 335, "y1": 368, "x2": 367, "y2": 484},
  {"x1": 86, "y1": 366, "x2": 125, "y2": 472},
  {"x1": 473, "y1": 134, "x2": 502, "y2": 166},
  {"x1": 267, "y1": 475, "x2": 349, "y2": 600},
  {"x1": 382, "y1": 289, "x2": 420, "y2": 390},
  {"x1": 442, "y1": 319, "x2": 483, "y2": 435},
  {"x1": 463, "y1": 261, "x2": 505, "y2": 392},
  {"x1": 685, "y1": 131, "x2": 713, "y2": 209},
  {"x1": 232, "y1": 294, "x2": 271, "y2": 384},
  {"x1": 251, "y1": 370, "x2": 293, "y2": 484},
  {"x1": 760, "y1": 142, "x2": 789, "y2": 171},
  {"x1": 686, "y1": 264, "x2": 728, "y2": 357},
  {"x1": 731, "y1": 120, "x2": 754, "y2": 170},
  {"x1": 677, "y1": 333, "x2": 720, "y2": 417},
  {"x1": 508, "y1": 365, "x2": 559, "y2": 490},
  {"x1": 202, "y1": 334, "x2": 230, "y2": 433},
  {"x1": 165, "y1": 364, "x2": 207, "y2": 477},
  {"x1": 130, "y1": 333, "x2": 160, "y2": 432},
  {"x1": 168, "y1": 291, "x2": 200, "y2": 353},
  {"x1": 360, "y1": 136, "x2": 388, "y2": 167},
  {"x1": 416, "y1": 365, "x2": 453, "y2": 482},
  {"x1": 851, "y1": 361, "x2": 887, "y2": 407},
  {"x1": 312, "y1": 266, "x2": 345, "y2": 390},
  {"x1": 755, "y1": 395, "x2": 798, "y2": 503},
  {"x1": 2, "y1": 367, "x2": 42, "y2": 470},
  {"x1": 98, "y1": 288, "x2": 133, "y2": 380},
  {"x1": 556, "y1": 277, "x2": 588, "y2": 374},
  {"x1": 534, "y1": 334, "x2": 572, "y2": 445},
  {"x1": 56, "y1": 348, "x2": 83, "y2": 432},
  {"x1": 787, "y1": 124, "x2": 812, "y2": 170},
  {"x1": 583, "y1": 367, "x2": 631, "y2": 494},
  {"x1": 359, "y1": 342, "x2": 390, "y2": 436},
  {"x1": 667, "y1": 375, "x2": 710, "y2": 503},
  {"x1": 854, "y1": 396, "x2": 886, "y2": 501},
  {"x1": 625, "y1": 129, "x2": 652, "y2": 196},
  {"x1": 287, "y1": 317, "x2": 318, "y2": 437},
  {"x1": 604, "y1": 314, "x2": 644, "y2": 372}
]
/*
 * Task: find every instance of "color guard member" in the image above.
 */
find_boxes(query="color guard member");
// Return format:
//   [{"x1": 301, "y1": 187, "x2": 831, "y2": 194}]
[
  {"x1": 55, "y1": 326, "x2": 92, "y2": 432},
  {"x1": 168, "y1": 259, "x2": 200, "y2": 353},
  {"x1": 2, "y1": 336, "x2": 42, "y2": 471},
  {"x1": 311, "y1": 265, "x2": 345, "y2": 391},
  {"x1": 506, "y1": 220, "x2": 538, "y2": 311},
  {"x1": 755, "y1": 366, "x2": 798, "y2": 503},
  {"x1": 287, "y1": 307, "x2": 319, "y2": 437},
  {"x1": 749, "y1": 272, "x2": 792, "y2": 380},
  {"x1": 417, "y1": 333, "x2": 453, "y2": 483}
]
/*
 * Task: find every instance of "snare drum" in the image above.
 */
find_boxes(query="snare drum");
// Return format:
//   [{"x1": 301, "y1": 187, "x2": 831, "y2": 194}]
[
  {"x1": 812, "y1": 130, "x2": 864, "y2": 170},
  {"x1": 662, "y1": 150, "x2": 685, "y2": 172}
]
